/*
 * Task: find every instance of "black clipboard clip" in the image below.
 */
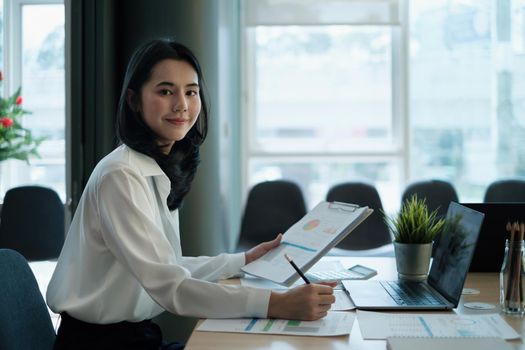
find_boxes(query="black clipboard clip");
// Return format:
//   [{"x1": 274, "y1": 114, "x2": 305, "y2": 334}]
[{"x1": 328, "y1": 201, "x2": 360, "y2": 213}]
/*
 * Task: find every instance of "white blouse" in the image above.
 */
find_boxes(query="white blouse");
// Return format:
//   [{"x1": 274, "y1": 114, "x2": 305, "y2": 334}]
[{"x1": 46, "y1": 145, "x2": 270, "y2": 324}]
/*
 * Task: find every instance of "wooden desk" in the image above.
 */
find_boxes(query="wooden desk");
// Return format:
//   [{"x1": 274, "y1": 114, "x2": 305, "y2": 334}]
[{"x1": 185, "y1": 257, "x2": 525, "y2": 350}]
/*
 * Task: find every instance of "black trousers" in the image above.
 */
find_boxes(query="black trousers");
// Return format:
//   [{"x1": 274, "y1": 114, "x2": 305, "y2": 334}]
[{"x1": 54, "y1": 313, "x2": 184, "y2": 350}]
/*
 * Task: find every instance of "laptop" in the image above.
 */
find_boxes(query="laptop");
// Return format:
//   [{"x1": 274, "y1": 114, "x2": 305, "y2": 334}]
[
  {"x1": 462, "y1": 203, "x2": 525, "y2": 272},
  {"x1": 342, "y1": 202, "x2": 484, "y2": 310}
]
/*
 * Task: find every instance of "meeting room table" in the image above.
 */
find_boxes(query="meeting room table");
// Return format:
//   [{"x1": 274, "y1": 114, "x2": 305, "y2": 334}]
[
  {"x1": 184, "y1": 256, "x2": 525, "y2": 350},
  {"x1": 28, "y1": 256, "x2": 525, "y2": 349}
]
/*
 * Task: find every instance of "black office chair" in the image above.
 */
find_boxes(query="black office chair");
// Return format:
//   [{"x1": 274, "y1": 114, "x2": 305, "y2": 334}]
[
  {"x1": 484, "y1": 179, "x2": 525, "y2": 203},
  {"x1": 401, "y1": 180, "x2": 459, "y2": 220},
  {"x1": 326, "y1": 182, "x2": 391, "y2": 250},
  {"x1": 0, "y1": 186, "x2": 64, "y2": 260},
  {"x1": 237, "y1": 180, "x2": 307, "y2": 251},
  {"x1": 0, "y1": 248, "x2": 56, "y2": 350}
]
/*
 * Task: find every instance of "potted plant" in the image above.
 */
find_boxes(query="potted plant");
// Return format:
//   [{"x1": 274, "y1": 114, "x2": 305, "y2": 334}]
[{"x1": 383, "y1": 195, "x2": 446, "y2": 280}]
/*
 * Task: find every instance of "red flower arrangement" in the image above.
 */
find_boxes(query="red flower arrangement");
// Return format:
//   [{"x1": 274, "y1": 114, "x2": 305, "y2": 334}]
[{"x1": 0, "y1": 70, "x2": 44, "y2": 162}]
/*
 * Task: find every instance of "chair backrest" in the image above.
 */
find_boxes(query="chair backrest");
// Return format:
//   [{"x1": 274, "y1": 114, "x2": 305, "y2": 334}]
[
  {"x1": 401, "y1": 180, "x2": 459, "y2": 219},
  {"x1": 326, "y1": 182, "x2": 391, "y2": 250},
  {"x1": 0, "y1": 249, "x2": 56, "y2": 350},
  {"x1": 237, "y1": 180, "x2": 307, "y2": 251},
  {"x1": 0, "y1": 186, "x2": 64, "y2": 260},
  {"x1": 484, "y1": 179, "x2": 525, "y2": 203}
]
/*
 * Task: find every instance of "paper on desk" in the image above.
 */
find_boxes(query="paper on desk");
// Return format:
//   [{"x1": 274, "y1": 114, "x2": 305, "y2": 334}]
[
  {"x1": 240, "y1": 260, "x2": 344, "y2": 289},
  {"x1": 357, "y1": 310, "x2": 520, "y2": 340},
  {"x1": 332, "y1": 290, "x2": 355, "y2": 310},
  {"x1": 240, "y1": 260, "x2": 355, "y2": 311},
  {"x1": 240, "y1": 277, "x2": 354, "y2": 311},
  {"x1": 196, "y1": 311, "x2": 354, "y2": 336},
  {"x1": 240, "y1": 275, "x2": 292, "y2": 290}
]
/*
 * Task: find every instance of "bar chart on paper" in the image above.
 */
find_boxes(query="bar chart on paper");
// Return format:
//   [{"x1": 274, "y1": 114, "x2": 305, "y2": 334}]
[{"x1": 196, "y1": 311, "x2": 355, "y2": 336}]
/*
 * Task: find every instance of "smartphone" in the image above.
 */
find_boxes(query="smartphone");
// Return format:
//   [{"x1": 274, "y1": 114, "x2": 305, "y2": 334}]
[{"x1": 306, "y1": 264, "x2": 377, "y2": 283}]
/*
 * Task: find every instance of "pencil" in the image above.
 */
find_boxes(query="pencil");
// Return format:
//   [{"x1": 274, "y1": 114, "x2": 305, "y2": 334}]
[{"x1": 284, "y1": 253, "x2": 310, "y2": 284}]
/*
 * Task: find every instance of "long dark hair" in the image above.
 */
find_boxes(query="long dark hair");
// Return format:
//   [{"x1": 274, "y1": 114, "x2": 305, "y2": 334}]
[{"x1": 116, "y1": 38, "x2": 208, "y2": 210}]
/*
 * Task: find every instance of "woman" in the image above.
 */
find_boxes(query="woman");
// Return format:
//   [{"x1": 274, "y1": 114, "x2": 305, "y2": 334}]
[{"x1": 47, "y1": 38, "x2": 335, "y2": 350}]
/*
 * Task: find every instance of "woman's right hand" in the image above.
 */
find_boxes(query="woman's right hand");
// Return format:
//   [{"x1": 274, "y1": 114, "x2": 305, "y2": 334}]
[{"x1": 267, "y1": 282, "x2": 337, "y2": 321}]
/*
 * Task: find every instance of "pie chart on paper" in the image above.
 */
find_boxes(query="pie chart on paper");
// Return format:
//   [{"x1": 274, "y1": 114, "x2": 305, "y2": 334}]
[{"x1": 303, "y1": 219, "x2": 320, "y2": 231}]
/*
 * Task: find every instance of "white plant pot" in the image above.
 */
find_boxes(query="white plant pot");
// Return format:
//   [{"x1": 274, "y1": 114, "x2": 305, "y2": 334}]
[{"x1": 394, "y1": 242, "x2": 433, "y2": 281}]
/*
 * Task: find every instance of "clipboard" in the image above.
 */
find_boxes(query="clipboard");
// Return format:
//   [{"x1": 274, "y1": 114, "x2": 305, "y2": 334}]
[{"x1": 241, "y1": 201, "x2": 373, "y2": 286}]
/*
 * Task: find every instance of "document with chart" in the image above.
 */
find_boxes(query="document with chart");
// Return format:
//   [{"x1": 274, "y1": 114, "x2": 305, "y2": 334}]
[
  {"x1": 196, "y1": 311, "x2": 354, "y2": 336},
  {"x1": 356, "y1": 310, "x2": 520, "y2": 340},
  {"x1": 241, "y1": 201, "x2": 372, "y2": 286}
]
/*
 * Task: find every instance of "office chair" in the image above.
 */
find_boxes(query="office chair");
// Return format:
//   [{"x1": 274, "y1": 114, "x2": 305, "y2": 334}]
[
  {"x1": 326, "y1": 182, "x2": 391, "y2": 250},
  {"x1": 237, "y1": 180, "x2": 307, "y2": 251},
  {"x1": 0, "y1": 186, "x2": 64, "y2": 260},
  {"x1": 401, "y1": 180, "x2": 459, "y2": 220},
  {"x1": 0, "y1": 249, "x2": 56, "y2": 350},
  {"x1": 483, "y1": 179, "x2": 525, "y2": 203}
]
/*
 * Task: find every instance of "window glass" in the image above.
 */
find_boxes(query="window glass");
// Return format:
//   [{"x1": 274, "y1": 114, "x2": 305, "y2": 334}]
[
  {"x1": 409, "y1": 0, "x2": 525, "y2": 202},
  {"x1": 1, "y1": 3, "x2": 65, "y2": 201},
  {"x1": 252, "y1": 25, "x2": 393, "y2": 153}
]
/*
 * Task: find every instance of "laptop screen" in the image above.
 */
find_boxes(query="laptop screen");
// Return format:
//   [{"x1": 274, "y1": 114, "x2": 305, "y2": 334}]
[{"x1": 427, "y1": 202, "x2": 484, "y2": 305}]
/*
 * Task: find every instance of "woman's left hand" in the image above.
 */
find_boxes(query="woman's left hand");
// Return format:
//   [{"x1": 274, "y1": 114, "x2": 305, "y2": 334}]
[{"x1": 245, "y1": 234, "x2": 282, "y2": 264}]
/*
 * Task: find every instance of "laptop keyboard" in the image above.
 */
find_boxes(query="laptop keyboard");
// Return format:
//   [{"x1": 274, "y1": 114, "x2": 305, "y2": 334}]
[{"x1": 380, "y1": 281, "x2": 444, "y2": 306}]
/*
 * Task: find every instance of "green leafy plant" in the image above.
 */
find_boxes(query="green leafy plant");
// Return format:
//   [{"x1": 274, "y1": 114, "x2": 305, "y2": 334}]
[
  {"x1": 0, "y1": 70, "x2": 44, "y2": 162},
  {"x1": 383, "y1": 194, "x2": 446, "y2": 244}
]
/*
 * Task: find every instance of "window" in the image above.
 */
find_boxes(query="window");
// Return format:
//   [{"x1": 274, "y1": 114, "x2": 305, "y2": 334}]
[
  {"x1": 0, "y1": 0, "x2": 65, "y2": 201},
  {"x1": 251, "y1": 26, "x2": 394, "y2": 153},
  {"x1": 409, "y1": 0, "x2": 525, "y2": 202},
  {"x1": 242, "y1": 0, "x2": 404, "y2": 212},
  {"x1": 242, "y1": 0, "x2": 525, "y2": 211}
]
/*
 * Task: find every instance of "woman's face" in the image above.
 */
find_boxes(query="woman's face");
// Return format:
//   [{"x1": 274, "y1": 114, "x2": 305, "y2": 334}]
[{"x1": 134, "y1": 59, "x2": 201, "y2": 152}]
